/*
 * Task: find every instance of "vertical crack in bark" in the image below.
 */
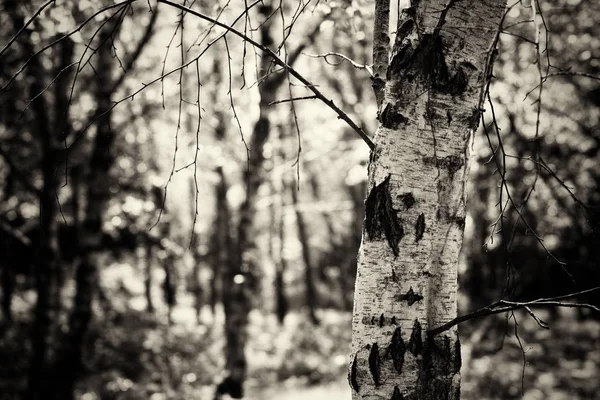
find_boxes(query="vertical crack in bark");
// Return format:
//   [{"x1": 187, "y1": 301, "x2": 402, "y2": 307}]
[
  {"x1": 368, "y1": 343, "x2": 382, "y2": 387},
  {"x1": 365, "y1": 175, "x2": 405, "y2": 257}
]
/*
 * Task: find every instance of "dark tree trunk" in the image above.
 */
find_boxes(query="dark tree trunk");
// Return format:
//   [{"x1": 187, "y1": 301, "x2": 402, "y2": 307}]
[
  {"x1": 145, "y1": 240, "x2": 155, "y2": 313},
  {"x1": 214, "y1": 166, "x2": 230, "y2": 317},
  {"x1": 291, "y1": 180, "x2": 320, "y2": 325},
  {"x1": 308, "y1": 173, "x2": 337, "y2": 282},
  {"x1": 216, "y1": 1, "x2": 320, "y2": 396},
  {"x1": 189, "y1": 177, "x2": 203, "y2": 323},
  {"x1": 5, "y1": 3, "x2": 62, "y2": 396},
  {"x1": 163, "y1": 252, "x2": 177, "y2": 325},
  {"x1": 49, "y1": 27, "x2": 116, "y2": 400},
  {"x1": 272, "y1": 174, "x2": 288, "y2": 325}
]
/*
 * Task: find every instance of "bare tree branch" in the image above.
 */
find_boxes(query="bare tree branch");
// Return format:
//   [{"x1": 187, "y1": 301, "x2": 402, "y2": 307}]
[
  {"x1": 428, "y1": 287, "x2": 600, "y2": 336},
  {"x1": 156, "y1": 0, "x2": 375, "y2": 150}
]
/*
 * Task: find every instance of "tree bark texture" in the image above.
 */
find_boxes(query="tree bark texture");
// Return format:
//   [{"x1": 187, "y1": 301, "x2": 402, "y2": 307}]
[
  {"x1": 350, "y1": 1, "x2": 506, "y2": 399},
  {"x1": 145, "y1": 240, "x2": 155, "y2": 313}
]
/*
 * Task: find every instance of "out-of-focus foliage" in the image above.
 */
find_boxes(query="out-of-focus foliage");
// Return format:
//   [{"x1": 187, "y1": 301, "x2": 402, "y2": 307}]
[{"x1": 0, "y1": 0, "x2": 599, "y2": 399}]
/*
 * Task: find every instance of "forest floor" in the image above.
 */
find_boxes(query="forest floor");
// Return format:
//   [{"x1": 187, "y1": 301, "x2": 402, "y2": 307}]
[{"x1": 1, "y1": 299, "x2": 599, "y2": 399}]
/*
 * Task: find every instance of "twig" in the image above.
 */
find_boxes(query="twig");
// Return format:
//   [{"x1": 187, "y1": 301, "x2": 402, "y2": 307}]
[
  {"x1": 156, "y1": 0, "x2": 375, "y2": 150},
  {"x1": 428, "y1": 286, "x2": 600, "y2": 336}
]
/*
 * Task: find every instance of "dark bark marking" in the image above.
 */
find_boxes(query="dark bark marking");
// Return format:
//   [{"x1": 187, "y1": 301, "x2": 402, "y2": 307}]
[
  {"x1": 362, "y1": 315, "x2": 399, "y2": 326},
  {"x1": 453, "y1": 215, "x2": 466, "y2": 230},
  {"x1": 453, "y1": 335, "x2": 462, "y2": 373},
  {"x1": 415, "y1": 213, "x2": 425, "y2": 242},
  {"x1": 350, "y1": 352, "x2": 360, "y2": 393},
  {"x1": 423, "y1": 155, "x2": 464, "y2": 177},
  {"x1": 419, "y1": 335, "x2": 461, "y2": 400},
  {"x1": 387, "y1": 32, "x2": 473, "y2": 96},
  {"x1": 380, "y1": 102, "x2": 408, "y2": 129},
  {"x1": 408, "y1": 319, "x2": 423, "y2": 355},
  {"x1": 466, "y1": 107, "x2": 483, "y2": 131},
  {"x1": 391, "y1": 386, "x2": 404, "y2": 400},
  {"x1": 372, "y1": 76, "x2": 386, "y2": 106},
  {"x1": 365, "y1": 175, "x2": 405, "y2": 257},
  {"x1": 396, "y1": 287, "x2": 424, "y2": 306},
  {"x1": 397, "y1": 192, "x2": 416, "y2": 210},
  {"x1": 435, "y1": 209, "x2": 466, "y2": 228},
  {"x1": 446, "y1": 110, "x2": 453, "y2": 125},
  {"x1": 396, "y1": 19, "x2": 415, "y2": 43},
  {"x1": 368, "y1": 342, "x2": 382, "y2": 386},
  {"x1": 438, "y1": 62, "x2": 472, "y2": 96},
  {"x1": 425, "y1": 334, "x2": 461, "y2": 377},
  {"x1": 387, "y1": 327, "x2": 406, "y2": 374}
]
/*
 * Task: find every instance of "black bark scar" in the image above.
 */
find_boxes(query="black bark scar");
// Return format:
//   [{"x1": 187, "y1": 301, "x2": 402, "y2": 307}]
[
  {"x1": 365, "y1": 175, "x2": 405, "y2": 257},
  {"x1": 381, "y1": 102, "x2": 408, "y2": 129},
  {"x1": 391, "y1": 386, "x2": 404, "y2": 400},
  {"x1": 350, "y1": 353, "x2": 359, "y2": 393},
  {"x1": 415, "y1": 213, "x2": 425, "y2": 242},
  {"x1": 396, "y1": 287, "x2": 424, "y2": 306},
  {"x1": 423, "y1": 155, "x2": 464, "y2": 177},
  {"x1": 408, "y1": 319, "x2": 423, "y2": 355},
  {"x1": 387, "y1": 33, "x2": 474, "y2": 96},
  {"x1": 397, "y1": 192, "x2": 416, "y2": 210},
  {"x1": 368, "y1": 343, "x2": 382, "y2": 386},
  {"x1": 387, "y1": 327, "x2": 406, "y2": 374}
]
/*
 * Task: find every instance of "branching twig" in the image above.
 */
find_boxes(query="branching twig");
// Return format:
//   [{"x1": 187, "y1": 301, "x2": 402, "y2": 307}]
[
  {"x1": 428, "y1": 286, "x2": 600, "y2": 336},
  {"x1": 156, "y1": 0, "x2": 374, "y2": 150},
  {"x1": 304, "y1": 52, "x2": 373, "y2": 76}
]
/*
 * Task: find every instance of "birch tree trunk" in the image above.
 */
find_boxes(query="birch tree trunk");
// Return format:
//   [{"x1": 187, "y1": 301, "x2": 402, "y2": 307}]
[{"x1": 350, "y1": 1, "x2": 506, "y2": 399}]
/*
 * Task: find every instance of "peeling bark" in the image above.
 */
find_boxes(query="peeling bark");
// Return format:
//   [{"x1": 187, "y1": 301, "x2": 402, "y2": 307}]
[{"x1": 350, "y1": 1, "x2": 506, "y2": 399}]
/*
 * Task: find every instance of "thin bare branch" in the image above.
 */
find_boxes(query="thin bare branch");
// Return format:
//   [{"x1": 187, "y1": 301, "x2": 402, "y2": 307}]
[
  {"x1": 428, "y1": 286, "x2": 600, "y2": 336},
  {"x1": 156, "y1": 0, "x2": 374, "y2": 150}
]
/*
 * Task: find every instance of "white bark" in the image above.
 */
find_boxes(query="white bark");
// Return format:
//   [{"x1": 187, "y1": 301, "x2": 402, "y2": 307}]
[{"x1": 350, "y1": 1, "x2": 506, "y2": 399}]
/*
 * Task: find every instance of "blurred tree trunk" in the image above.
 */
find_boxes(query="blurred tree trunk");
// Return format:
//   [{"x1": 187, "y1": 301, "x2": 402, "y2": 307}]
[
  {"x1": 189, "y1": 176, "x2": 203, "y2": 323},
  {"x1": 215, "y1": 3, "x2": 323, "y2": 396},
  {"x1": 349, "y1": 1, "x2": 505, "y2": 399},
  {"x1": 145, "y1": 239, "x2": 155, "y2": 313},
  {"x1": 267, "y1": 171, "x2": 288, "y2": 325},
  {"x1": 342, "y1": 179, "x2": 365, "y2": 311},
  {"x1": 163, "y1": 244, "x2": 177, "y2": 325},
  {"x1": 5, "y1": 2, "x2": 62, "y2": 396},
  {"x1": 214, "y1": 164, "x2": 230, "y2": 314},
  {"x1": 291, "y1": 177, "x2": 320, "y2": 325},
  {"x1": 49, "y1": 27, "x2": 116, "y2": 400},
  {"x1": 274, "y1": 167, "x2": 289, "y2": 325},
  {"x1": 1, "y1": 173, "x2": 16, "y2": 326},
  {"x1": 308, "y1": 173, "x2": 337, "y2": 282},
  {"x1": 217, "y1": 3, "x2": 276, "y2": 397}
]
